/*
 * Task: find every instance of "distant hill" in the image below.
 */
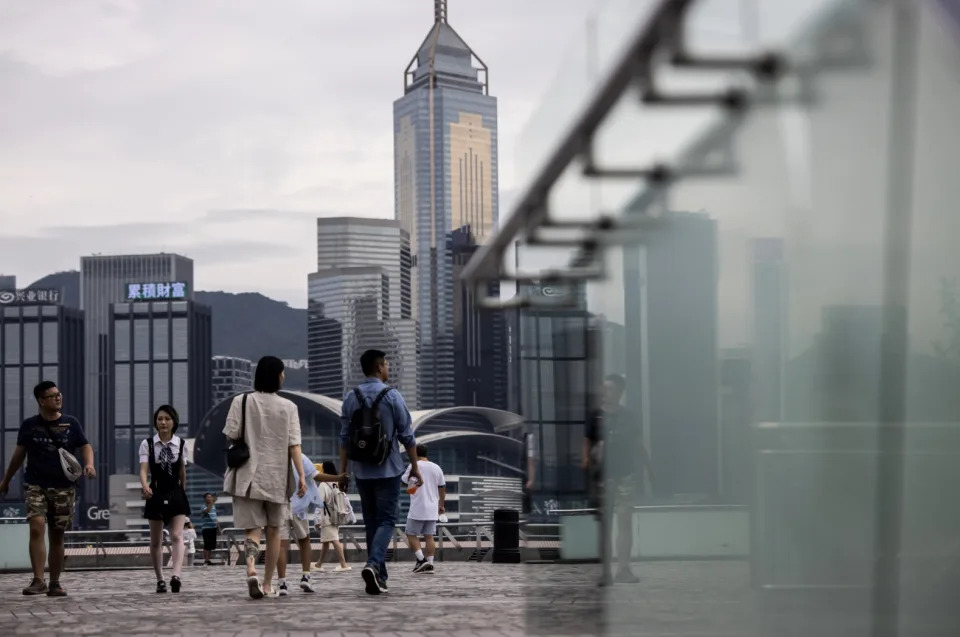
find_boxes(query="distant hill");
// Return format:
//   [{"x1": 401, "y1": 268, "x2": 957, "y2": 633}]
[
  {"x1": 26, "y1": 272, "x2": 309, "y2": 389},
  {"x1": 28, "y1": 270, "x2": 81, "y2": 308}
]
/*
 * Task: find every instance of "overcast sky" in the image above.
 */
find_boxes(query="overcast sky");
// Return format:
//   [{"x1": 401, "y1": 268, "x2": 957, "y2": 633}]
[{"x1": 0, "y1": 0, "x2": 606, "y2": 305}]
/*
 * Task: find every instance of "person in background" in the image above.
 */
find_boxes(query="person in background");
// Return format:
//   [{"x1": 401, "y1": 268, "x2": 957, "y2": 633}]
[
  {"x1": 340, "y1": 349, "x2": 420, "y2": 595},
  {"x1": 402, "y1": 444, "x2": 446, "y2": 573},
  {"x1": 583, "y1": 374, "x2": 654, "y2": 586},
  {"x1": 223, "y1": 356, "x2": 307, "y2": 599},
  {"x1": 315, "y1": 461, "x2": 351, "y2": 573},
  {"x1": 140, "y1": 405, "x2": 190, "y2": 594},
  {"x1": 0, "y1": 381, "x2": 96, "y2": 598},
  {"x1": 198, "y1": 492, "x2": 220, "y2": 565},
  {"x1": 182, "y1": 520, "x2": 197, "y2": 567},
  {"x1": 275, "y1": 452, "x2": 344, "y2": 594}
]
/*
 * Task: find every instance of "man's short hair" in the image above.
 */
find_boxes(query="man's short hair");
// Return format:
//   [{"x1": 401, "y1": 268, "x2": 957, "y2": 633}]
[
  {"x1": 360, "y1": 349, "x2": 386, "y2": 376},
  {"x1": 416, "y1": 444, "x2": 428, "y2": 458},
  {"x1": 604, "y1": 374, "x2": 626, "y2": 394},
  {"x1": 33, "y1": 380, "x2": 57, "y2": 401}
]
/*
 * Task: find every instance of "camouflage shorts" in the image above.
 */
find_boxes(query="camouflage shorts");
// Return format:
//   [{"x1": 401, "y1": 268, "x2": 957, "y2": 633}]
[{"x1": 25, "y1": 484, "x2": 76, "y2": 530}]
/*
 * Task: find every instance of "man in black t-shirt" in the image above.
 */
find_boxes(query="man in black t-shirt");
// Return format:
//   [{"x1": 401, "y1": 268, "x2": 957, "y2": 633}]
[
  {"x1": 0, "y1": 381, "x2": 96, "y2": 597},
  {"x1": 582, "y1": 374, "x2": 654, "y2": 585}
]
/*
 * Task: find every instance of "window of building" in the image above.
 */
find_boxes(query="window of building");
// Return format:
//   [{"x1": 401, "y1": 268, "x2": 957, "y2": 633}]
[
  {"x1": 42, "y1": 321, "x2": 58, "y2": 365},
  {"x1": 114, "y1": 320, "x2": 130, "y2": 362}
]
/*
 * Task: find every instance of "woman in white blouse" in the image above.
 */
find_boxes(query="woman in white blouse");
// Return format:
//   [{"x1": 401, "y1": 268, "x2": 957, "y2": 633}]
[
  {"x1": 140, "y1": 405, "x2": 190, "y2": 594},
  {"x1": 222, "y1": 356, "x2": 307, "y2": 599}
]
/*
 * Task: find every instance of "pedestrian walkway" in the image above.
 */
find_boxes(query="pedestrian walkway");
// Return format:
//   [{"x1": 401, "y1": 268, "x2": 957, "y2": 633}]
[{"x1": 0, "y1": 561, "x2": 758, "y2": 636}]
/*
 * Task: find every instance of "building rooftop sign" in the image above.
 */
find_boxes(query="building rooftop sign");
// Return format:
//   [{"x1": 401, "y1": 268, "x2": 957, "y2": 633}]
[
  {"x1": 125, "y1": 282, "x2": 188, "y2": 301},
  {"x1": 0, "y1": 288, "x2": 62, "y2": 305}
]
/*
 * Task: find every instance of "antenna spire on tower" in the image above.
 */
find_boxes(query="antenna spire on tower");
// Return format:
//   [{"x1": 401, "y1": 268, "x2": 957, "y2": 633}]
[{"x1": 434, "y1": 0, "x2": 447, "y2": 23}]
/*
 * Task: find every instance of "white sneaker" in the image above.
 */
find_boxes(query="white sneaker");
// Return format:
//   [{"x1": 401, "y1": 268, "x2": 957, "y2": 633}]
[
  {"x1": 300, "y1": 574, "x2": 315, "y2": 593},
  {"x1": 314, "y1": 563, "x2": 326, "y2": 572},
  {"x1": 278, "y1": 580, "x2": 288, "y2": 596},
  {"x1": 334, "y1": 565, "x2": 352, "y2": 572}
]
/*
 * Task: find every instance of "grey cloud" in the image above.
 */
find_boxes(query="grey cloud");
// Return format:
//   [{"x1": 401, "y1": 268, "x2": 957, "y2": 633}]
[{"x1": 203, "y1": 209, "x2": 323, "y2": 224}]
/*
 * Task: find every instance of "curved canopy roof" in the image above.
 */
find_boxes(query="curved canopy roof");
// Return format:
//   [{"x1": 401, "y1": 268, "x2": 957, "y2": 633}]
[{"x1": 219, "y1": 391, "x2": 524, "y2": 436}]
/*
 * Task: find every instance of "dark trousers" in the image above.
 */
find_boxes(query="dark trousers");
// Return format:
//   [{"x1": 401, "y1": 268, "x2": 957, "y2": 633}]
[{"x1": 356, "y1": 475, "x2": 401, "y2": 581}]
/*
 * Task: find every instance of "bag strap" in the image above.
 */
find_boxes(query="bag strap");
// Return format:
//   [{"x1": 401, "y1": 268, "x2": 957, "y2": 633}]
[
  {"x1": 352, "y1": 388, "x2": 364, "y2": 408},
  {"x1": 238, "y1": 393, "x2": 248, "y2": 441},
  {"x1": 372, "y1": 386, "x2": 393, "y2": 408}
]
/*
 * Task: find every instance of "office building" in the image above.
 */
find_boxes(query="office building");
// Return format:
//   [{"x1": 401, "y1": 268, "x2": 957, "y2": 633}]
[
  {"x1": 307, "y1": 268, "x2": 418, "y2": 403},
  {"x1": 518, "y1": 282, "x2": 600, "y2": 515},
  {"x1": 316, "y1": 218, "x2": 412, "y2": 320},
  {"x1": 625, "y1": 212, "x2": 719, "y2": 497},
  {"x1": 449, "y1": 226, "x2": 507, "y2": 410},
  {"x1": 0, "y1": 289, "x2": 83, "y2": 504},
  {"x1": 212, "y1": 356, "x2": 253, "y2": 404},
  {"x1": 81, "y1": 254, "x2": 193, "y2": 493},
  {"x1": 110, "y1": 299, "x2": 211, "y2": 474},
  {"x1": 752, "y1": 238, "x2": 787, "y2": 423},
  {"x1": 394, "y1": 4, "x2": 498, "y2": 408}
]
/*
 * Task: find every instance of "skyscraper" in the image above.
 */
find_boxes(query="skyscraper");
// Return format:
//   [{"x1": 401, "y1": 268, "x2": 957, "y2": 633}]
[
  {"x1": 0, "y1": 291, "x2": 83, "y2": 506},
  {"x1": 449, "y1": 226, "x2": 507, "y2": 409},
  {"x1": 751, "y1": 238, "x2": 786, "y2": 423},
  {"x1": 81, "y1": 254, "x2": 193, "y2": 494},
  {"x1": 110, "y1": 299, "x2": 211, "y2": 474},
  {"x1": 309, "y1": 218, "x2": 418, "y2": 403},
  {"x1": 212, "y1": 355, "x2": 253, "y2": 404},
  {"x1": 394, "y1": 1, "x2": 498, "y2": 408}
]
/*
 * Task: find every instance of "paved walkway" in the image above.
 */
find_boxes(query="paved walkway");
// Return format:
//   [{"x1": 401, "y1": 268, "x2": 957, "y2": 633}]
[{"x1": 0, "y1": 561, "x2": 762, "y2": 636}]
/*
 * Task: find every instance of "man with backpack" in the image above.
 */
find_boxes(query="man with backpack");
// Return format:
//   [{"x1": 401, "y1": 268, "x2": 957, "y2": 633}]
[{"x1": 340, "y1": 349, "x2": 420, "y2": 595}]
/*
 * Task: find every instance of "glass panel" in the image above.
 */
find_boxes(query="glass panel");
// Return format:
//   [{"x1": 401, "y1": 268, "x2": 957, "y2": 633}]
[
  {"x1": 172, "y1": 362, "x2": 188, "y2": 429},
  {"x1": 4, "y1": 368, "x2": 20, "y2": 425},
  {"x1": 153, "y1": 319, "x2": 169, "y2": 361},
  {"x1": 42, "y1": 366, "x2": 58, "y2": 386},
  {"x1": 171, "y1": 318, "x2": 188, "y2": 360},
  {"x1": 21, "y1": 323, "x2": 38, "y2": 365},
  {"x1": 3, "y1": 323, "x2": 19, "y2": 364},
  {"x1": 21, "y1": 367, "x2": 38, "y2": 417},
  {"x1": 153, "y1": 362, "x2": 169, "y2": 405},
  {"x1": 134, "y1": 363, "x2": 150, "y2": 427},
  {"x1": 115, "y1": 365, "x2": 130, "y2": 427},
  {"x1": 42, "y1": 321, "x2": 58, "y2": 364},
  {"x1": 114, "y1": 319, "x2": 130, "y2": 362},
  {"x1": 133, "y1": 319, "x2": 150, "y2": 361},
  {"x1": 115, "y1": 428, "x2": 132, "y2": 475}
]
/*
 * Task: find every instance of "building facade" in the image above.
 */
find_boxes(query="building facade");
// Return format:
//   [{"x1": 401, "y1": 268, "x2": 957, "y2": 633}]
[
  {"x1": 212, "y1": 355, "x2": 253, "y2": 404},
  {"x1": 751, "y1": 238, "x2": 787, "y2": 423},
  {"x1": 110, "y1": 299, "x2": 211, "y2": 475},
  {"x1": 394, "y1": 7, "x2": 498, "y2": 409},
  {"x1": 517, "y1": 283, "x2": 601, "y2": 516},
  {"x1": 81, "y1": 254, "x2": 194, "y2": 494},
  {"x1": 0, "y1": 292, "x2": 84, "y2": 506},
  {"x1": 449, "y1": 226, "x2": 507, "y2": 409},
  {"x1": 307, "y1": 268, "x2": 419, "y2": 403}
]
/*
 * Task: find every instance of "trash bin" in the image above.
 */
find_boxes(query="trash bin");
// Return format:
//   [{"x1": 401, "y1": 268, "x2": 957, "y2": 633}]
[{"x1": 492, "y1": 508, "x2": 521, "y2": 563}]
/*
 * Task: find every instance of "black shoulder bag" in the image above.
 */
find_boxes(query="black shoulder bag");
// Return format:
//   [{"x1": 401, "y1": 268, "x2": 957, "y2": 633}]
[{"x1": 225, "y1": 393, "x2": 250, "y2": 469}]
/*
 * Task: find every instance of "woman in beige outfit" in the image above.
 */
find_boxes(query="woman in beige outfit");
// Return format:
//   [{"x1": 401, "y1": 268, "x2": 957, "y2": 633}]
[{"x1": 223, "y1": 356, "x2": 307, "y2": 599}]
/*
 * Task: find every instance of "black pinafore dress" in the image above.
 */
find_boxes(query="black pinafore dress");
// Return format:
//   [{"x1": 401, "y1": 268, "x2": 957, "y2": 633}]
[{"x1": 143, "y1": 437, "x2": 192, "y2": 523}]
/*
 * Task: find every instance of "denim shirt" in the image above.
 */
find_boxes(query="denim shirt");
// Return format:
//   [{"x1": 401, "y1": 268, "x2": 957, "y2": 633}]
[{"x1": 340, "y1": 377, "x2": 415, "y2": 480}]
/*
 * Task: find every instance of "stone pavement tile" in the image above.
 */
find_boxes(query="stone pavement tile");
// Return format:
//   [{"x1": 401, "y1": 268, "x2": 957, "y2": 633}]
[{"x1": 0, "y1": 561, "x2": 774, "y2": 636}]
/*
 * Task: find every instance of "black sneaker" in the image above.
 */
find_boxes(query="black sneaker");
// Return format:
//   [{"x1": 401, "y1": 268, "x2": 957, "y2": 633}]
[
  {"x1": 170, "y1": 576, "x2": 181, "y2": 593},
  {"x1": 413, "y1": 559, "x2": 426, "y2": 572},
  {"x1": 361, "y1": 566, "x2": 385, "y2": 595},
  {"x1": 156, "y1": 580, "x2": 167, "y2": 593},
  {"x1": 418, "y1": 562, "x2": 435, "y2": 574}
]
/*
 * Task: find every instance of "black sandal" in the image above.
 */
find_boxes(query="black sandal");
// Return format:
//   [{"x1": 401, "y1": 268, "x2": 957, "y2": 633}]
[
  {"x1": 170, "y1": 576, "x2": 181, "y2": 593},
  {"x1": 156, "y1": 580, "x2": 167, "y2": 593}
]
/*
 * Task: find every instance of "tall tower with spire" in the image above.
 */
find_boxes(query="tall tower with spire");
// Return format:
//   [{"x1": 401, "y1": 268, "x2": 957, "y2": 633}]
[{"x1": 394, "y1": 1, "x2": 498, "y2": 409}]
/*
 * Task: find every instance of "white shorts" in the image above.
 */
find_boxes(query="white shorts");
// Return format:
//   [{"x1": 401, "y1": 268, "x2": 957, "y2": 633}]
[
  {"x1": 281, "y1": 516, "x2": 310, "y2": 541},
  {"x1": 320, "y1": 525, "x2": 339, "y2": 543}
]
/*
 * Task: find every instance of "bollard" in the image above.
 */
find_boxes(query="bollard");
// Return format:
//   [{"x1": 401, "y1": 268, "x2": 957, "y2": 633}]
[{"x1": 492, "y1": 508, "x2": 521, "y2": 563}]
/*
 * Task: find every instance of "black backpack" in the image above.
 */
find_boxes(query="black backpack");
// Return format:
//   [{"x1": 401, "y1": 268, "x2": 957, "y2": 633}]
[{"x1": 347, "y1": 386, "x2": 394, "y2": 465}]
